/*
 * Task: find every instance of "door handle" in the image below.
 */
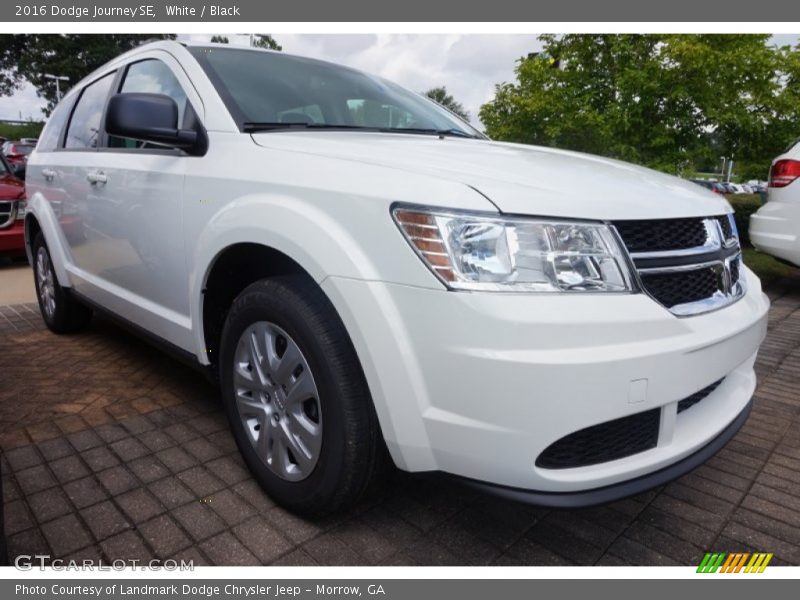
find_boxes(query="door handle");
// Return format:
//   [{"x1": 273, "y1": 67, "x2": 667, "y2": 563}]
[
  {"x1": 87, "y1": 170, "x2": 107, "y2": 185},
  {"x1": 42, "y1": 168, "x2": 56, "y2": 181}
]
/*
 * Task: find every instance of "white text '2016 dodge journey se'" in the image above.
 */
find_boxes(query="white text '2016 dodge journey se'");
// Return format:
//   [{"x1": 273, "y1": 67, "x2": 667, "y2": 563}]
[{"x1": 25, "y1": 41, "x2": 769, "y2": 514}]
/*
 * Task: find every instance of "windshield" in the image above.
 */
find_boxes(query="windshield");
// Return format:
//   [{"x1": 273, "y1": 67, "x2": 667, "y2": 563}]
[{"x1": 190, "y1": 47, "x2": 481, "y2": 137}]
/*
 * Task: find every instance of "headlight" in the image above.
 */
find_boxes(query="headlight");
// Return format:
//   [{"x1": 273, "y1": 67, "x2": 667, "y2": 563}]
[
  {"x1": 15, "y1": 200, "x2": 26, "y2": 220},
  {"x1": 393, "y1": 205, "x2": 633, "y2": 292}
]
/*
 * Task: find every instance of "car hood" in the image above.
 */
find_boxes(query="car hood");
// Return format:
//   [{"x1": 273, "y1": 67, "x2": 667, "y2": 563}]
[
  {"x1": 0, "y1": 174, "x2": 24, "y2": 199},
  {"x1": 252, "y1": 132, "x2": 730, "y2": 220}
]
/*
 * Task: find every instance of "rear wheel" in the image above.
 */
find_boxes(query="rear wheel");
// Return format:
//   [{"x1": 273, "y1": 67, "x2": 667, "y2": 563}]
[
  {"x1": 219, "y1": 275, "x2": 387, "y2": 515},
  {"x1": 32, "y1": 233, "x2": 92, "y2": 333}
]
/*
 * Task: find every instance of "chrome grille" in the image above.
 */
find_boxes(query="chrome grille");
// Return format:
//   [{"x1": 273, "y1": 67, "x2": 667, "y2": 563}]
[
  {"x1": 639, "y1": 266, "x2": 723, "y2": 309},
  {"x1": 613, "y1": 214, "x2": 745, "y2": 316},
  {"x1": 0, "y1": 201, "x2": 15, "y2": 229},
  {"x1": 614, "y1": 218, "x2": 708, "y2": 252}
]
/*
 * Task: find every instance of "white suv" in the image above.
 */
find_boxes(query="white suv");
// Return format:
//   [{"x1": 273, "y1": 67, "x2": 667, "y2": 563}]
[
  {"x1": 751, "y1": 140, "x2": 800, "y2": 267},
  {"x1": 25, "y1": 41, "x2": 769, "y2": 514}
]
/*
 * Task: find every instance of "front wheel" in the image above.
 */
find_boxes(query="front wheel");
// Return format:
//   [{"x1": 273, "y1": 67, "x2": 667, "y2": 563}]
[
  {"x1": 219, "y1": 275, "x2": 387, "y2": 515},
  {"x1": 32, "y1": 233, "x2": 92, "y2": 334}
]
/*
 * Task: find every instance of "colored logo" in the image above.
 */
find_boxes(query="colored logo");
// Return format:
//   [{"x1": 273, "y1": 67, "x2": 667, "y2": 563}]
[{"x1": 697, "y1": 552, "x2": 773, "y2": 573}]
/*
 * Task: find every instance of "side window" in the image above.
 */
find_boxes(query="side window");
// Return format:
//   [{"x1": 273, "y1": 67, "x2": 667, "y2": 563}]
[
  {"x1": 64, "y1": 73, "x2": 115, "y2": 150},
  {"x1": 37, "y1": 96, "x2": 75, "y2": 152},
  {"x1": 108, "y1": 60, "x2": 188, "y2": 149}
]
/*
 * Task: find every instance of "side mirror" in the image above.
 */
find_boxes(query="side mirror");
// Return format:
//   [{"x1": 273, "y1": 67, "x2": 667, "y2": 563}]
[
  {"x1": 11, "y1": 163, "x2": 25, "y2": 181},
  {"x1": 105, "y1": 93, "x2": 202, "y2": 154}
]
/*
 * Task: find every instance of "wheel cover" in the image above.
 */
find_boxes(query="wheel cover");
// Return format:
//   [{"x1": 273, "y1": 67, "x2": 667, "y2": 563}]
[
  {"x1": 36, "y1": 247, "x2": 56, "y2": 320},
  {"x1": 233, "y1": 321, "x2": 323, "y2": 482}
]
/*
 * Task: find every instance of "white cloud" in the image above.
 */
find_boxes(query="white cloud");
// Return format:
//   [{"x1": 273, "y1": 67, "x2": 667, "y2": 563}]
[{"x1": 0, "y1": 81, "x2": 46, "y2": 122}]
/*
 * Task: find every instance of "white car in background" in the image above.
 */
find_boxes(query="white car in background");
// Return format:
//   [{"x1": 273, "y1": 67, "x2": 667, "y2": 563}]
[
  {"x1": 24, "y1": 41, "x2": 769, "y2": 514},
  {"x1": 751, "y1": 140, "x2": 800, "y2": 267}
]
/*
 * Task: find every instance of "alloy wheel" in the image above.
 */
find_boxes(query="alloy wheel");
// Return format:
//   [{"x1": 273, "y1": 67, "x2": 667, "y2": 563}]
[
  {"x1": 36, "y1": 247, "x2": 56, "y2": 320},
  {"x1": 233, "y1": 321, "x2": 322, "y2": 481}
]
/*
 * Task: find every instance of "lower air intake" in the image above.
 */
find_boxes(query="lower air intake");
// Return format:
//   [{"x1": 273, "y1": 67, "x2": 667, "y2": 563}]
[
  {"x1": 677, "y1": 379, "x2": 724, "y2": 414},
  {"x1": 536, "y1": 409, "x2": 660, "y2": 470}
]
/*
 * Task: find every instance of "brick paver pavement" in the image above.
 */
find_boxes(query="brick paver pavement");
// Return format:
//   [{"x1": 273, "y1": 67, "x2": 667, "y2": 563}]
[{"x1": 2, "y1": 279, "x2": 800, "y2": 566}]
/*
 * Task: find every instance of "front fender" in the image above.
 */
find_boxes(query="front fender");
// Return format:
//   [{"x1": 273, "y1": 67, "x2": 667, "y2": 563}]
[{"x1": 188, "y1": 191, "x2": 432, "y2": 363}]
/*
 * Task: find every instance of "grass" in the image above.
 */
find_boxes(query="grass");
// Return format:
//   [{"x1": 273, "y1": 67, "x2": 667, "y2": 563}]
[
  {"x1": 743, "y1": 248, "x2": 798, "y2": 285},
  {"x1": 0, "y1": 121, "x2": 44, "y2": 141}
]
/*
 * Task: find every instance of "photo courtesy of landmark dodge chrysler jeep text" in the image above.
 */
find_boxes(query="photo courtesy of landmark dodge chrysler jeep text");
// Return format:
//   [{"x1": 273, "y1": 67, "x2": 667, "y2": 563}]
[{"x1": 24, "y1": 41, "x2": 769, "y2": 514}]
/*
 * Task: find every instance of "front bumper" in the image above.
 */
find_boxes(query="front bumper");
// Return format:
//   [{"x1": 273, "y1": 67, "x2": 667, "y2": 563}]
[
  {"x1": 322, "y1": 267, "x2": 769, "y2": 495},
  {"x1": 0, "y1": 220, "x2": 25, "y2": 255},
  {"x1": 448, "y1": 398, "x2": 752, "y2": 507}
]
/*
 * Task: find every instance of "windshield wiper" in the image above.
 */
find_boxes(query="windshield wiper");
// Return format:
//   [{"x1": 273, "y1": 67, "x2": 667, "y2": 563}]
[
  {"x1": 243, "y1": 122, "x2": 481, "y2": 138},
  {"x1": 379, "y1": 127, "x2": 480, "y2": 139},
  {"x1": 243, "y1": 122, "x2": 372, "y2": 133}
]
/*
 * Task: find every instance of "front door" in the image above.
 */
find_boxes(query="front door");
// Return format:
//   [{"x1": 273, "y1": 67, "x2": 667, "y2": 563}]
[{"x1": 60, "y1": 54, "x2": 201, "y2": 349}]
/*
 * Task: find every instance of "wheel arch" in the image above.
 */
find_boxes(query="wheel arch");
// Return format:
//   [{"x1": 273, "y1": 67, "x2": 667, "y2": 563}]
[
  {"x1": 23, "y1": 194, "x2": 72, "y2": 287},
  {"x1": 24, "y1": 213, "x2": 41, "y2": 264},
  {"x1": 199, "y1": 242, "x2": 317, "y2": 369},
  {"x1": 189, "y1": 193, "x2": 392, "y2": 367}
]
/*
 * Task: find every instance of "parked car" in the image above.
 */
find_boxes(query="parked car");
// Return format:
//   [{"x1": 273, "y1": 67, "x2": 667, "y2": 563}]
[
  {"x1": 2, "y1": 141, "x2": 34, "y2": 180},
  {"x1": 750, "y1": 140, "x2": 800, "y2": 267},
  {"x1": 689, "y1": 179, "x2": 726, "y2": 194},
  {"x1": 748, "y1": 181, "x2": 768, "y2": 194},
  {"x1": 0, "y1": 154, "x2": 26, "y2": 258},
  {"x1": 727, "y1": 183, "x2": 756, "y2": 195},
  {"x1": 2, "y1": 141, "x2": 35, "y2": 166},
  {"x1": 25, "y1": 41, "x2": 769, "y2": 514}
]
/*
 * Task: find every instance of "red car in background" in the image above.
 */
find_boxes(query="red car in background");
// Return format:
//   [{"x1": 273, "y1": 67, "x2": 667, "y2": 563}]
[
  {"x1": 0, "y1": 154, "x2": 26, "y2": 258},
  {"x1": 2, "y1": 141, "x2": 35, "y2": 170}
]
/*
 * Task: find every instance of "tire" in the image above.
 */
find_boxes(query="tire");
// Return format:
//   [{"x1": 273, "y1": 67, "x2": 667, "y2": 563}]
[
  {"x1": 219, "y1": 275, "x2": 387, "y2": 515},
  {"x1": 32, "y1": 233, "x2": 92, "y2": 334}
]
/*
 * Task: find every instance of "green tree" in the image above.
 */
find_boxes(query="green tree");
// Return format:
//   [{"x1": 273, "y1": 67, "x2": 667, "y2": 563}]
[
  {"x1": 424, "y1": 86, "x2": 470, "y2": 121},
  {"x1": 251, "y1": 35, "x2": 282, "y2": 51},
  {"x1": 210, "y1": 34, "x2": 281, "y2": 51},
  {"x1": 480, "y1": 34, "x2": 800, "y2": 178},
  {"x1": 0, "y1": 34, "x2": 175, "y2": 114}
]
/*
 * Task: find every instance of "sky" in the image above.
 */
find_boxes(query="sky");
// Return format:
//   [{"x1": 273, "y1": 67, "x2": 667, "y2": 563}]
[{"x1": 1, "y1": 34, "x2": 798, "y2": 128}]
